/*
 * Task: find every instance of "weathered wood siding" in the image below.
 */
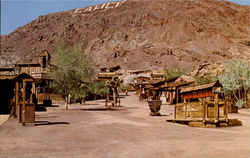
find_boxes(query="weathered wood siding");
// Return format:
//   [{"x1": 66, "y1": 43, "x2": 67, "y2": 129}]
[
  {"x1": 175, "y1": 101, "x2": 225, "y2": 120},
  {"x1": 20, "y1": 67, "x2": 41, "y2": 75}
]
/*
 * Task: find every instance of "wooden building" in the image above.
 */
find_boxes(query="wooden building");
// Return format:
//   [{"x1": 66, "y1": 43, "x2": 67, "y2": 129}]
[
  {"x1": 126, "y1": 70, "x2": 152, "y2": 75},
  {"x1": 160, "y1": 81, "x2": 194, "y2": 104},
  {"x1": 0, "y1": 76, "x2": 15, "y2": 114},
  {"x1": 97, "y1": 72, "x2": 122, "y2": 82},
  {"x1": 0, "y1": 67, "x2": 15, "y2": 79},
  {"x1": 142, "y1": 77, "x2": 184, "y2": 102},
  {"x1": 168, "y1": 81, "x2": 242, "y2": 127},
  {"x1": 0, "y1": 50, "x2": 62, "y2": 105},
  {"x1": 0, "y1": 72, "x2": 36, "y2": 125},
  {"x1": 134, "y1": 76, "x2": 151, "y2": 84},
  {"x1": 150, "y1": 73, "x2": 165, "y2": 80},
  {"x1": 14, "y1": 50, "x2": 56, "y2": 104}
]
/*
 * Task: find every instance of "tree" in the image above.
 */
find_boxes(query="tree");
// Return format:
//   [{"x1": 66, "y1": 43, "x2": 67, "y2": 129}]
[
  {"x1": 70, "y1": 82, "x2": 89, "y2": 104},
  {"x1": 105, "y1": 77, "x2": 122, "y2": 106},
  {"x1": 118, "y1": 83, "x2": 130, "y2": 95},
  {"x1": 50, "y1": 41, "x2": 94, "y2": 109},
  {"x1": 218, "y1": 59, "x2": 250, "y2": 108},
  {"x1": 88, "y1": 81, "x2": 109, "y2": 100}
]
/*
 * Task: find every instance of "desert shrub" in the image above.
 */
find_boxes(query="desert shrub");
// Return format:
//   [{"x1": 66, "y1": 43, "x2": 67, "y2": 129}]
[
  {"x1": 88, "y1": 81, "x2": 109, "y2": 99},
  {"x1": 195, "y1": 73, "x2": 217, "y2": 84},
  {"x1": 236, "y1": 99, "x2": 246, "y2": 109},
  {"x1": 218, "y1": 59, "x2": 250, "y2": 108},
  {"x1": 163, "y1": 68, "x2": 189, "y2": 80},
  {"x1": 119, "y1": 83, "x2": 130, "y2": 92}
]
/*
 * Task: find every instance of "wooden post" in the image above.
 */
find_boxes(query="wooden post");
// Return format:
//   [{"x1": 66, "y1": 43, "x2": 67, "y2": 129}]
[
  {"x1": 113, "y1": 88, "x2": 117, "y2": 107},
  {"x1": 176, "y1": 89, "x2": 179, "y2": 104},
  {"x1": 46, "y1": 79, "x2": 49, "y2": 100},
  {"x1": 22, "y1": 80, "x2": 26, "y2": 104},
  {"x1": 185, "y1": 102, "x2": 187, "y2": 119},
  {"x1": 225, "y1": 97, "x2": 228, "y2": 123},
  {"x1": 105, "y1": 95, "x2": 108, "y2": 106},
  {"x1": 22, "y1": 80, "x2": 26, "y2": 125},
  {"x1": 15, "y1": 82, "x2": 20, "y2": 120},
  {"x1": 139, "y1": 86, "x2": 142, "y2": 101},
  {"x1": 118, "y1": 94, "x2": 121, "y2": 106},
  {"x1": 203, "y1": 99, "x2": 206, "y2": 123},
  {"x1": 29, "y1": 82, "x2": 33, "y2": 104},
  {"x1": 170, "y1": 89, "x2": 173, "y2": 104},
  {"x1": 214, "y1": 93, "x2": 219, "y2": 123},
  {"x1": 168, "y1": 90, "x2": 170, "y2": 102},
  {"x1": 32, "y1": 82, "x2": 35, "y2": 95},
  {"x1": 206, "y1": 101, "x2": 208, "y2": 119},
  {"x1": 174, "y1": 104, "x2": 176, "y2": 120}
]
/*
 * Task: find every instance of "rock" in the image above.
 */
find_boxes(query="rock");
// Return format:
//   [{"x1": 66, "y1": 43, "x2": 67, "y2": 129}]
[{"x1": 1, "y1": 0, "x2": 250, "y2": 69}]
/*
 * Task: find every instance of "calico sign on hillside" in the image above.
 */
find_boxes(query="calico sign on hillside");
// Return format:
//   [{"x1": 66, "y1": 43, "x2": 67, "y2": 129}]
[{"x1": 71, "y1": 0, "x2": 127, "y2": 17}]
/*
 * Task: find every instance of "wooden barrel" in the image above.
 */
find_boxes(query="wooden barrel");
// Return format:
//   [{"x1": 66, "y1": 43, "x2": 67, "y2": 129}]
[{"x1": 148, "y1": 100, "x2": 162, "y2": 116}]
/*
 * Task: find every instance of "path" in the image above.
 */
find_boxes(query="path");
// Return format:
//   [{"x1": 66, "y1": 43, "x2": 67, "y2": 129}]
[{"x1": 0, "y1": 92, "x2": 249, "y2": 158}]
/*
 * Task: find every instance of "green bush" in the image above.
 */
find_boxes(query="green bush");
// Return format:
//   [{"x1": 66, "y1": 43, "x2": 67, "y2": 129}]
[
  {"x1": 218, "y1": 59, "x2": 250, "y2": 106},
  {"x1": 119, "y1": 83, "x2": 130, "y2": 92},
  {"x1": 236, "y1": 99, "x2": 246, "y2": 109},
  {"x1": 88, "y1": 81, "x2": 109, "y2": 99},
  {"x1": 195, "y1": 73, "x2": 217, "y2": 85},
  {"x1": 163, "y1": 68, "x2": 189, "y2": 80}
]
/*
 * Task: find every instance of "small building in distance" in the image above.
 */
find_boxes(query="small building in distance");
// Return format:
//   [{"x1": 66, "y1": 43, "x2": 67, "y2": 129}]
[
  {"x1": 151, "y1": 73, "x2": 165, "y2": 80},
  {"x1": 97, "y1": 72, "x2": 123, "y2": 82}
]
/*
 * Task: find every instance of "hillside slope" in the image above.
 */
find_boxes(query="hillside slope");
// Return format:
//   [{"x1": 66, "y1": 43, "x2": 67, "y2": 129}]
[{"x1": 1, "y1": 0, "x2": 250, "y2": 70}]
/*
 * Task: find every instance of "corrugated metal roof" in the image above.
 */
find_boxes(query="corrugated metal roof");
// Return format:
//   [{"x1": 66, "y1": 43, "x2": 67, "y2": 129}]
[
  {"x1": 159, "y1": 82, "x2": 193, "y2": 89},
  {"x1": 180, "y1": 81, "x2": 219, "y2": 93}
]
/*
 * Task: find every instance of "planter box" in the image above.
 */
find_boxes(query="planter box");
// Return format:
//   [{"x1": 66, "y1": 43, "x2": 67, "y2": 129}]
[{"x1": 148, "y1": 100, "x2": 162, "y2": 116}]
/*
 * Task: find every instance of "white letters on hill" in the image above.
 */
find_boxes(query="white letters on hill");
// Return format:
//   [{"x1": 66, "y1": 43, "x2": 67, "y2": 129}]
[{"x1": 71, "y1": 0, "x2": 127, "y2": 17}]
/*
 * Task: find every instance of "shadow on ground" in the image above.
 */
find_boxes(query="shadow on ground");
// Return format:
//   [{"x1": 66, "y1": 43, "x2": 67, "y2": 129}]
[
  {"x1": 127, "y1": 107, "x2": 139, "y2": 109},
  {"x1": 81, "y1": 108, "x2": 117, "y2": 111},
  {"x1": 35, "y1": 106, "x2": 47, "y2": 112},
  {"x1": 35, "y1": 115, "x2": 59, "y2": 119},
  {"x1": 38, "y1": 104, "x2": 59, "y2": 107},
  {"x1": 79, "y1": 103, "x2": 100, "y2": 106},
  {"x1": 35, "y1": 121, "x2": 70, "y2": 126},
  {"x1": 80, "y1": 106, "x2": 127, "y2": 111}
]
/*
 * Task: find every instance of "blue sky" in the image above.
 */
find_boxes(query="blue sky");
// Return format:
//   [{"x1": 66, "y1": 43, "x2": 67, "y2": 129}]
[{"x1": 1, "y1": 0, "x2": 249, "y2": 35}]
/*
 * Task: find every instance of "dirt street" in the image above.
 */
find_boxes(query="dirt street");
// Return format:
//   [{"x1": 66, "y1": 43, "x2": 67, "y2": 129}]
[{"x1": 0, "y1": 92, "x2": 249, "y2": 158}]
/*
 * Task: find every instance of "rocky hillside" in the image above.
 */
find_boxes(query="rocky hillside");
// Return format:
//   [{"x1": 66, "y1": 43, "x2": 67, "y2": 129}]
[{"x1": 1, "y1": 0, "x2": 250, "y2": 71}]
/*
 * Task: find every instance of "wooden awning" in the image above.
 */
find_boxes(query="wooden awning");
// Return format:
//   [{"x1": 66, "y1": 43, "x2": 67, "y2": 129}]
[
  {"x1": 97, "y1": 72, "x2": 122, "y2": 78},
  {"x1": 159, "y1": 82, "x2": 193, "y2": 90},
  {"x1": 13, "y1": 73, "x2": 35, "y2": 82},
  {"x1": 180, "y1": 81, "x2": 221, "y2": 93},
  {"x1": 0, "y1": 75, "x2": 16, "y2": 80}
]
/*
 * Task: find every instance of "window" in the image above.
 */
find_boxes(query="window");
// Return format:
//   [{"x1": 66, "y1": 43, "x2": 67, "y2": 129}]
[{"x1": 42, "y1": 57, "x2": 46, "y2": 68}]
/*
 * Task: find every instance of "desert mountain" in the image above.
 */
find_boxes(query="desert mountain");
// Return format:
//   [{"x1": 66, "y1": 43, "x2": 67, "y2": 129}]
[{"x1": 1, "y1": 0, "x2": 250, "y2": 71}]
